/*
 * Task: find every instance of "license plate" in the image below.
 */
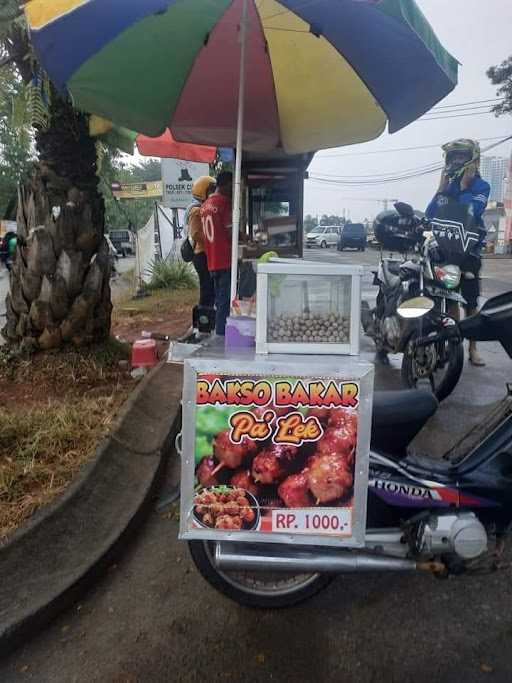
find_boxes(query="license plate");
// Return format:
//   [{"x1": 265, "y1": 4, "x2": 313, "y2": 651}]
[{"x1": 271, "y1": 508, "x2": 352, "y2": 536}]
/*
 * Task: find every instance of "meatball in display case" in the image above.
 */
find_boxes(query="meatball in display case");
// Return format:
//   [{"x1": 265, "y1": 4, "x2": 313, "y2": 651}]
[{"x1": 256, "y1": 261, "x2": 363, "y2": 355}]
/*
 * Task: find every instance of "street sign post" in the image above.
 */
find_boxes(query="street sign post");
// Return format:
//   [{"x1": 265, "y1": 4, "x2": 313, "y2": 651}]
[{"x1": 161, "y1": 159, "x2": 210, "y2": 209}]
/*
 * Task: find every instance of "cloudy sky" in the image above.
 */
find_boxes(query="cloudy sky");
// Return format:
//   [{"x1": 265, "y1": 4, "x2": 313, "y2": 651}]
[{"x1": 304, "y1": 0, "x2": 512, "y2": 222}]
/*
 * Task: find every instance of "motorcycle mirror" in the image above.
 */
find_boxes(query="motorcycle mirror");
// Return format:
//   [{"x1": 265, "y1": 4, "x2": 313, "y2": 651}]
[{"x1": 397, "y1": 296, "x2": 434, "y2": 319}]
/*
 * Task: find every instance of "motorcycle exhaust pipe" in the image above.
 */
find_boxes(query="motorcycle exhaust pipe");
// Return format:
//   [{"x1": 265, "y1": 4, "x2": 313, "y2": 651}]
[{"x1": 214, "y1": 543, "x2": 417, "y2": 574}]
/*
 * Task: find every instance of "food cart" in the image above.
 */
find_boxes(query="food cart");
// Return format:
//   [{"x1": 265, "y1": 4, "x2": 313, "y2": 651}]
[
  {"x1": 23, "y1": 0, "x2": 461, "y2": 607},
  {"x1": 176, "y1": 150, "x2": 374, "y2": 550}
]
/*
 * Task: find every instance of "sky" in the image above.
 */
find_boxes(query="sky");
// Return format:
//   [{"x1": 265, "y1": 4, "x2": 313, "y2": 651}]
[{"x1": 304, "y1": 0, "x2": 512, "y2": 223}]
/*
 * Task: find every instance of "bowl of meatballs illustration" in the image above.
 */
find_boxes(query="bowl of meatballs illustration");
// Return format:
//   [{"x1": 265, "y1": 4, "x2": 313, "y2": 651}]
[{"x1": 193, "y1": 486, "x2": 260, "y2": 531}]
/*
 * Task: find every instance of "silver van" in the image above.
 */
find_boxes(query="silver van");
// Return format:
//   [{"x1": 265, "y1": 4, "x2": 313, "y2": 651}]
[{"x1": 305, "y1": 225, "x2": 339, "y2": 249}]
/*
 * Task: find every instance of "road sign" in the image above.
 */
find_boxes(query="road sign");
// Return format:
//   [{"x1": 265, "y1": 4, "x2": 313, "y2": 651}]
[{"x1": 161, "y1": 159, "x2": 210, "y2": 209}]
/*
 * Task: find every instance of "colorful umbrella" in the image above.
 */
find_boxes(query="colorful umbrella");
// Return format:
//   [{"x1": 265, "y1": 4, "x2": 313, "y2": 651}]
[
  {"x1": 26, "y1": 0, "x2": 458, "y2": 304},
  {"x1": 136, "y1": 129, "x2": 217, "y2": 163},
  {"x1": 25, "y1": 0, "x2": 458, "y2": 155}
]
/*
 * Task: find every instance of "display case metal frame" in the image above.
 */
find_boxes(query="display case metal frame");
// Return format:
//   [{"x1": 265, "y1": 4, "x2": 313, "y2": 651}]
[{"x1": 256, "y1": 262, "x2": 363, "y2": 356}]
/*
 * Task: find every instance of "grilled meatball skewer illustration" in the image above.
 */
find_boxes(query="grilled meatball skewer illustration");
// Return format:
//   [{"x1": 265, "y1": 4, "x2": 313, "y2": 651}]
[
  {"x1": 211, "y1": 430, "x2": 258, "y2": 474},
  {"x1": 307, "y1": 454, "x2": 354, "y2": 504},
  {"x1": 252, "y1": 444, "x2": 301, "y2": 485}
]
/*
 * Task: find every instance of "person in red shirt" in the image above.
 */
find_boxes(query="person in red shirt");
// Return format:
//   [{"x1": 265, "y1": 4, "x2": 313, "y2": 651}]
[{"x1": 201, "y1": 171, "x2": 233, "y2": 335}]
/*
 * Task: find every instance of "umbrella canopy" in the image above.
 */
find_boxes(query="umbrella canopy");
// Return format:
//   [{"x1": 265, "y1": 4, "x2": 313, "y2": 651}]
[
  {"x1": 136, "y1": 129, "x2": 217, "y2": 163},
  {"x1": 25, "y1": 0, "x2": 458, "y2": 154}
]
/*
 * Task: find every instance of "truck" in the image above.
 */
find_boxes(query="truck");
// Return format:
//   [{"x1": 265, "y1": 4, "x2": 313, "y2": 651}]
[{"x1": 108, "y1": 228, "x2": 135, "y2": 257}]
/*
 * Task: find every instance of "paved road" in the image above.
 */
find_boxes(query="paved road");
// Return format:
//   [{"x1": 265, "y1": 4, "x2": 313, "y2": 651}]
[
  {"x1": 114, "y1": 255, "x2": 136, "y2": 277},
  {"x1": 0, "y1": 265, "x2": 8, "y2": 317},
  {"x1": 304, "y1": 245, "x2": 511, "y2": 299},
  {"x1": 0, "y1": 265, "x2": 8, "y2": 343},
  {"x1": 1, "y1": 251, "x2": 511, "y2": 682}
]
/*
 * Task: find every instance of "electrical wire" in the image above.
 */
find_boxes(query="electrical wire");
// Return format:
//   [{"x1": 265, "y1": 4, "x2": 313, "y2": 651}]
[
  {"x1": 422, "y1": 104, "x2": 500, "y2": 115},
  {"x1": 419, "y1": 109, "x2": 496, "y2": 121},
  {"x1": 308, "y1": 134, "x2": 512, "y2": 187},
  {"x1": 427, "y1": 97, "x2": 504, "y2": 112},
  {"x1": 317, "y1": 136, "x2": 506, "y2": 159}
]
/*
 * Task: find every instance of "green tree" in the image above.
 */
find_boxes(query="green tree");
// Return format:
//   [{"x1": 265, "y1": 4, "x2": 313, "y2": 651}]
[
  {"x1": 487, "y1": 55, "x2": 512, "y2": 117},
  {"x1": 304, "y1": 214, "x2": 316, "y2": 232},
  {"x1": 100, "y1": 155, "x2": 161, "y2": 233},
  {"x1": 319, "y1": 214, "x2": 344, "y2": 226},
  {"x1": 1, "y1": 13, "x2": 113, "y2": 350},
  {"x1": 0, "y1": 66, "x2": 32, "y2": 217}
]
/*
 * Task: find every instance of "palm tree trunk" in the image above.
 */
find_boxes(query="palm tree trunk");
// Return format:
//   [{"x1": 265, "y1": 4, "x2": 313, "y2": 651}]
[{"x1": 2, "y1": 90, "x2": 112, "y2": 350}]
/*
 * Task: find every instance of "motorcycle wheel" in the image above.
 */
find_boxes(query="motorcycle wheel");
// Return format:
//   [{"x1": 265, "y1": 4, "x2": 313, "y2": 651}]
[
  {"x1": 188, "y1": 541, "x2": 332, "y2": 608},
  {"x1": 401, "y1": 332, "x2": 464, "y2": 402}
]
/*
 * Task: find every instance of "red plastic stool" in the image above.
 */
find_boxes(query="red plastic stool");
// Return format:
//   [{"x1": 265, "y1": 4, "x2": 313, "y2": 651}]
[{"x1": 131, "y1": 339, "x2": 158, "y2": 368}]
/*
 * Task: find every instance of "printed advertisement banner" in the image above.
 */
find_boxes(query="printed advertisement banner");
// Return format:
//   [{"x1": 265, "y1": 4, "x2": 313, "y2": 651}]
[
  {"x1": 180, "y1": 360, "x2": 373, "y2": 547},
  {"x1": 161, "y1": 159, "x2": 210, "y2": 209},
  {"x1": 111, "y1": 180, "x2": 162, "y2": 200}
]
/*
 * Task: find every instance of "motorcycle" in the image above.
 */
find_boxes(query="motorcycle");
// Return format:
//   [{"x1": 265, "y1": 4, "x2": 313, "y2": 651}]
[
  {"x1": 188, "y1": 291, "x2": 512, "y2": 608},
  {"x1": 361, "y1": 200, "x2": 482, "y2": 401}
]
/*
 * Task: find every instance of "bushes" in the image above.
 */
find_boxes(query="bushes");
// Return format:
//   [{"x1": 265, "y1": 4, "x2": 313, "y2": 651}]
[{"x1": 146, "y1": 259, "x2": 198, "y2": 292}]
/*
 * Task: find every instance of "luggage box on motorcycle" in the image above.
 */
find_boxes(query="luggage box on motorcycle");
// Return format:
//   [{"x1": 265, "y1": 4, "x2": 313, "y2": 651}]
[{"x1": 179, "y1": 350, "x2": 374, "y2": 548}]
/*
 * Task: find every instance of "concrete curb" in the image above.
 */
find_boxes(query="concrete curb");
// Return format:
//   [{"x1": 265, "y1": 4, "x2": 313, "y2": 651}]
[{"x1": 0, "y1": 360, "x2": 184, "y2": 657}]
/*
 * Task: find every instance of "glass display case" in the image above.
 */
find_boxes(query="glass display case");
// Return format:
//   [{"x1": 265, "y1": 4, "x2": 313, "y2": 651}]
[{"x1": 256, "y1": 261, "x2": 362, "y2": 355}]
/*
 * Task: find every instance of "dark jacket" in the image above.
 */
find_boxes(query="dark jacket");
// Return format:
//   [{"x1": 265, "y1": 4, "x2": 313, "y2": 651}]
[{"x1": 426, "y1": 173, "x2": 490, "y2": 227}]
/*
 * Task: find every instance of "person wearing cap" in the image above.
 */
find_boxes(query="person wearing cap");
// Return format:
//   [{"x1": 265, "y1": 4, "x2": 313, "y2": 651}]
[
  {"x1": 426, "y1": 139, "x2": 490, "y2": 366},
  {"x1": 186, "y1": 175, "x2": 216, "y2": 309}
]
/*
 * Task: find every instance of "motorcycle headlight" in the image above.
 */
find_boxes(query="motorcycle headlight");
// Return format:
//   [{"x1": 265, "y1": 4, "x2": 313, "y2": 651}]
[{"x1": 434, "y1": 264, "x2": 461, "y2": 289}]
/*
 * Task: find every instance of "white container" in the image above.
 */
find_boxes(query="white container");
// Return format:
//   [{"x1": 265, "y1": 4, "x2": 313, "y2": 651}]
[{"x1": 256, "y1": 261, "x2": 362, "y2": 355}]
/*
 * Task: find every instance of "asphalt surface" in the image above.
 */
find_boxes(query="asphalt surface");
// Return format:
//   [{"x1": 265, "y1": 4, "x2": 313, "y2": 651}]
[
  {"x1": 0, "y1": 265, "x2": 8, "y2": 317},
  {"x1": 1, "y1": 249, "x2": 511, "y2": 682}
]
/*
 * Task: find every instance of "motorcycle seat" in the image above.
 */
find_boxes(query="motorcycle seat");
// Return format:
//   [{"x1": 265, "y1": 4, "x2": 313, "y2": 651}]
[{"x1": 371, "y1": 390, "x2": 439, "y2": 456}]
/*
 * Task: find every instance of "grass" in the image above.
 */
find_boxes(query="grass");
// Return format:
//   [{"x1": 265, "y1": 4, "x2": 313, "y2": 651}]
[
  {"x1": 146, "y1": 260, "x2": 198, "y2": 292},
  {"x1": 0, "y1": 338, "x2": 133, "y2": 541},
  {"x1": 0, "y1": 277, "x2": 197, "y2": 539},
  {"x1": 112, "y1": 287, "x2": 198, "y2": 325},
  {"x1": 0, "y1": 397, "x2": 124, "y2": 540}
]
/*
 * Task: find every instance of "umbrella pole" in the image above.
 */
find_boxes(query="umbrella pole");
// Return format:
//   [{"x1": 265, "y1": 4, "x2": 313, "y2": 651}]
[{"x1": 230, "y1": 0, "x2": 248, "y2": 306}]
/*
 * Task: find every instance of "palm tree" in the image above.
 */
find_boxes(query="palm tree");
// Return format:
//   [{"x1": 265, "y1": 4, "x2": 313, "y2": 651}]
[{"x1": 1, "y1": 7, "x2": 112, "y2": 350}]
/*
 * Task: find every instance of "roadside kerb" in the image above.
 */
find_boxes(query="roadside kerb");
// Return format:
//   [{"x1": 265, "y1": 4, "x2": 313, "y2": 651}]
[{"x1": 0, "y1": 360, "x2": 184, "y2": 657}]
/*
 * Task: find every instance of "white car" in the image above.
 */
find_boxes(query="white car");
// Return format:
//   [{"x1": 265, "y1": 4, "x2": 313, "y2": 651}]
[{"x1": 305, "y1": 225, "x2": 339, "y2": 249}]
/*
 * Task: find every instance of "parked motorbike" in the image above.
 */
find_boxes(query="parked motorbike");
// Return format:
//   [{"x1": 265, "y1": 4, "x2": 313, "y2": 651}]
[
  {"x1": 361, "y1": 199, "x2": 482, "y2": 401},
  {"x1": 188, "y1": 291, "x2": 512, "y2": 607}
]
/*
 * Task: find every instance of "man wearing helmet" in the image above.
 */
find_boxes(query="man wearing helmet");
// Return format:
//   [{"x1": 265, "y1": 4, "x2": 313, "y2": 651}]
[
  {"x1": 186, "y1": 175, "x2": 216, "y2": 310},
  {"x1": 426, "y1": 139, "x2": 491, "y2": 366}
]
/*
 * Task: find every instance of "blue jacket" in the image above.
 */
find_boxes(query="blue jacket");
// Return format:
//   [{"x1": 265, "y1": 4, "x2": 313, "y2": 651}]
[{"x1": 425, "y1": 173, "x2": 490, "y2": 227}]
